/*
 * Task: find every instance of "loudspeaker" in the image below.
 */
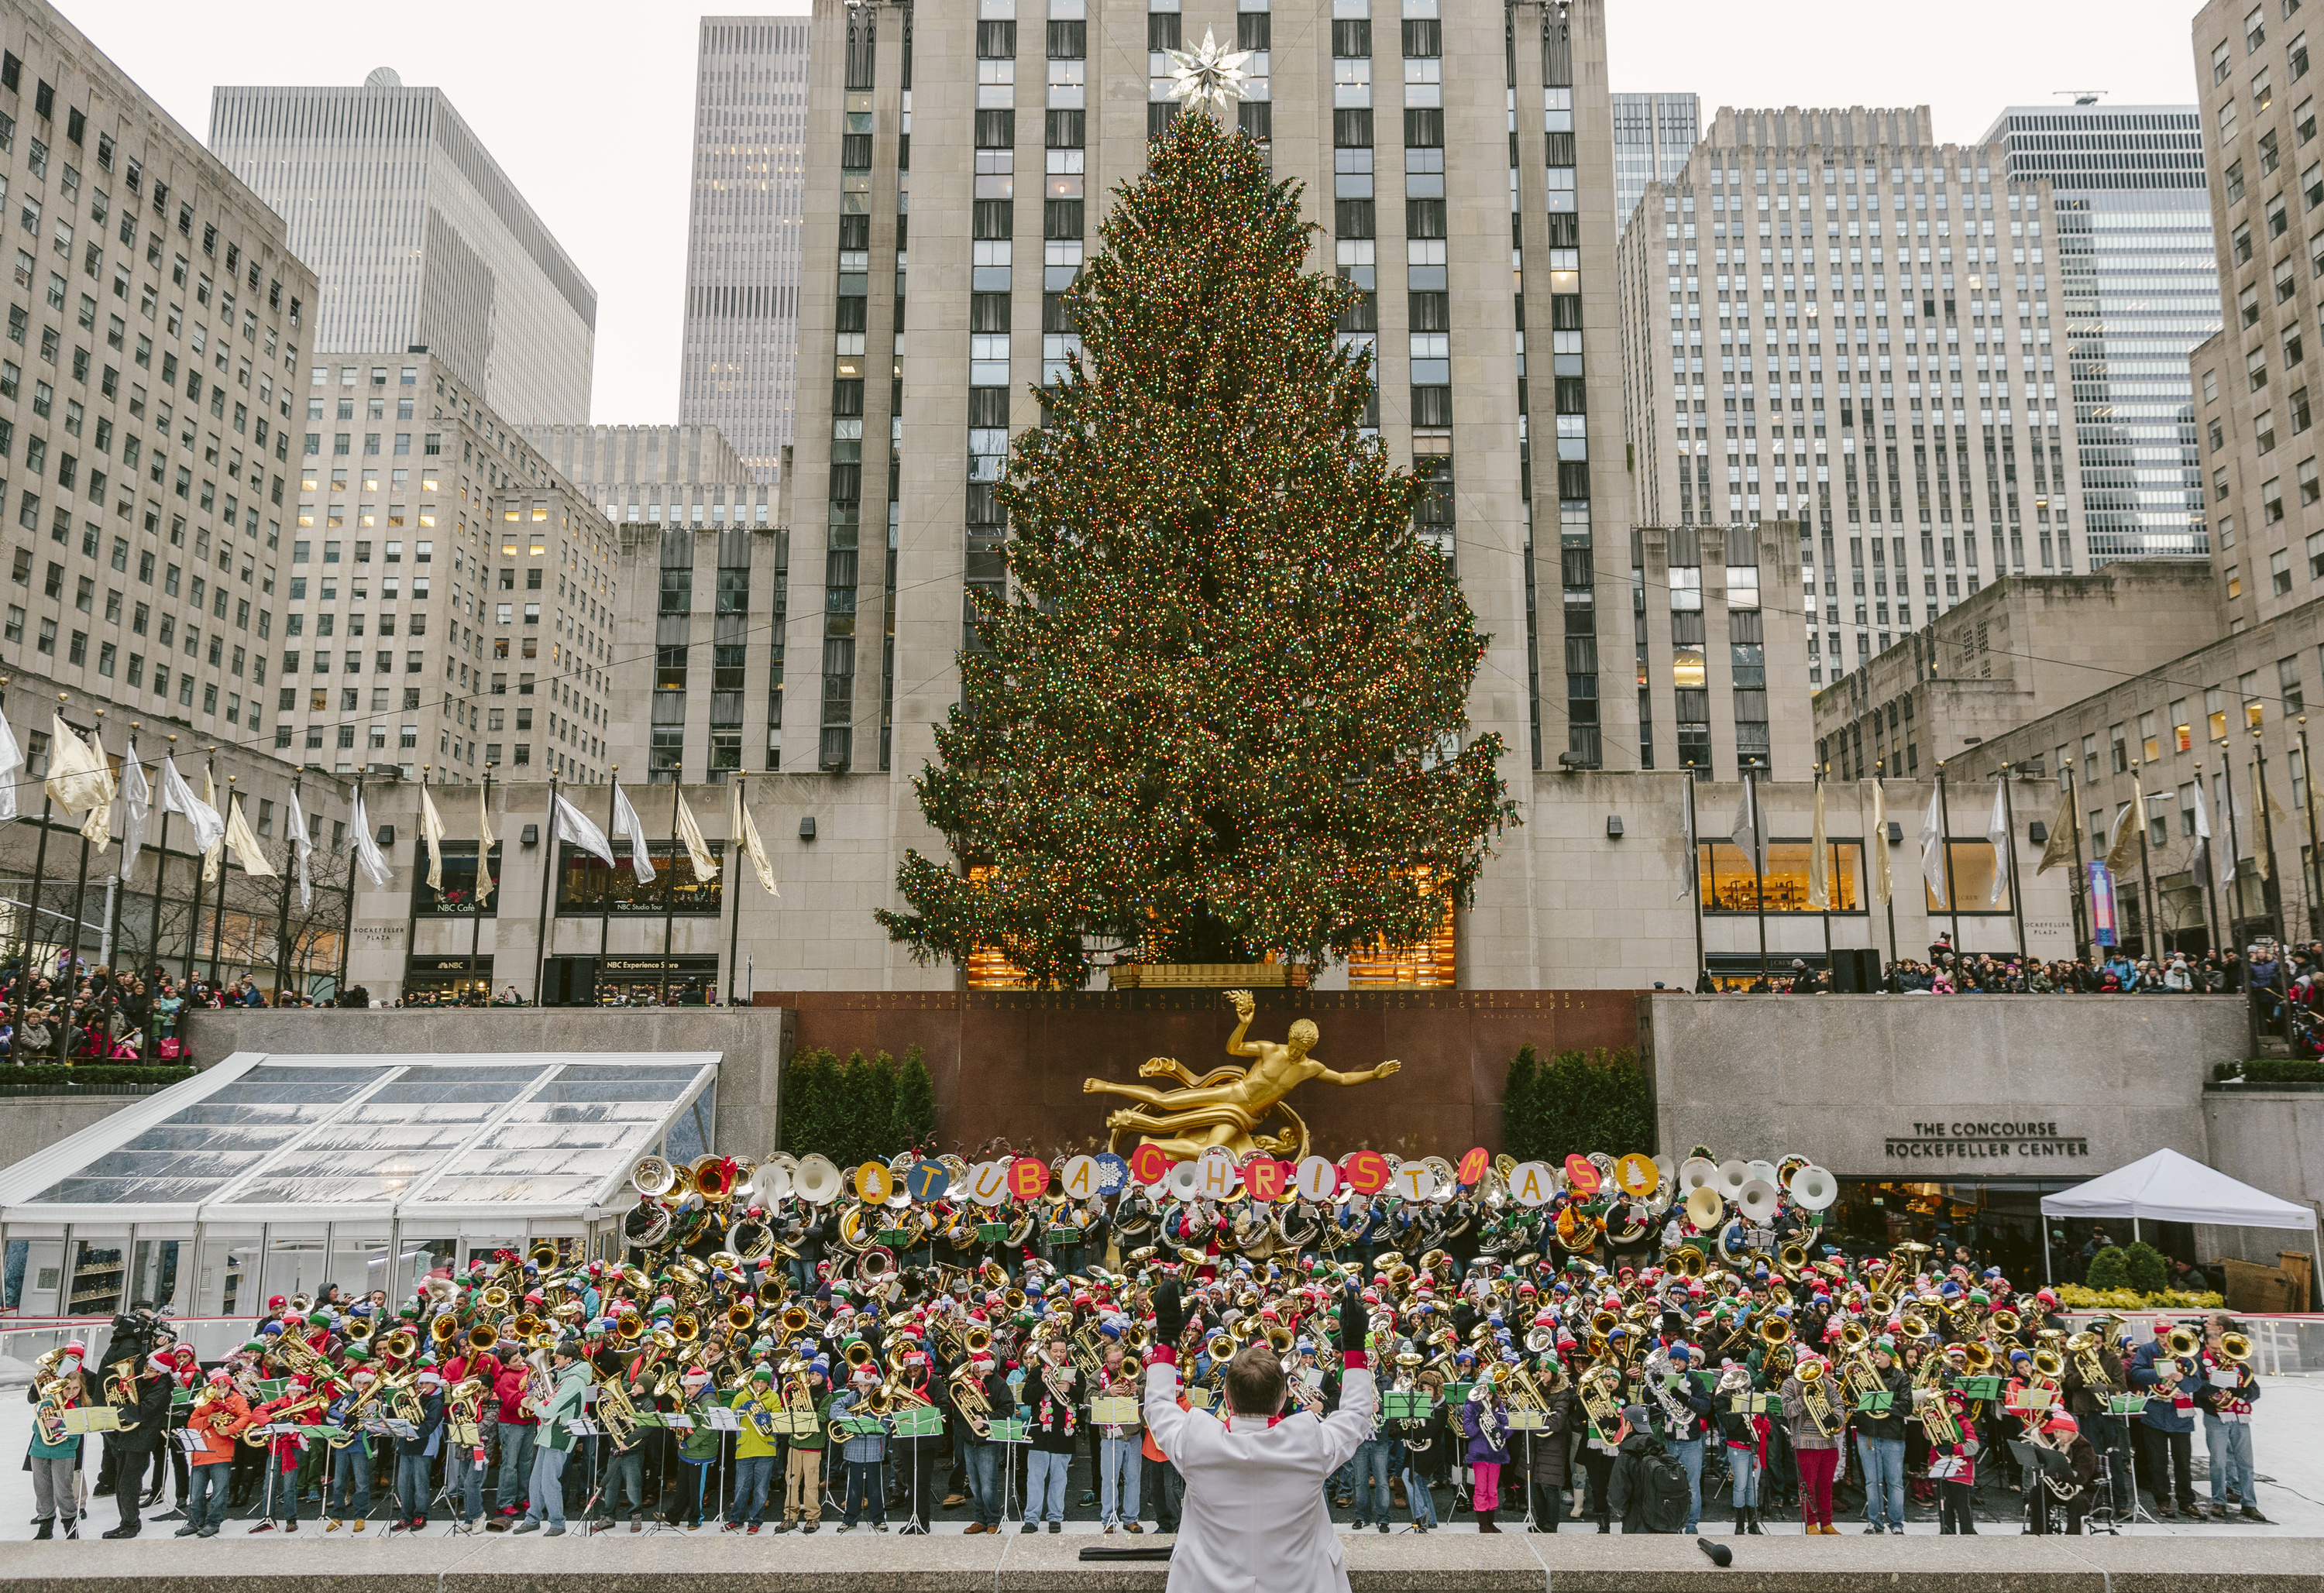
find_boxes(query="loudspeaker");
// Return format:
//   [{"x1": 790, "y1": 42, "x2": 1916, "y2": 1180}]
[{"x1": 1828, "y1": 948, "x2": 1883, "y2": 993}]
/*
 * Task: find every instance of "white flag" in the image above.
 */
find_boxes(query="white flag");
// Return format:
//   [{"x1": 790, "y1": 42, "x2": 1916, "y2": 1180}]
[
  {"x1": 118, "y1": 745, "x2": 151, "y2": 882},
  {"x1": 157, "y1": 756, "x2": 225, "y2": 857},
  {"x1": 418, "y1": 783, "x2": 449, "y2": 894},
  {"x1": 223, "y1": 793, "x2": 277, "y2": 878},
  {"x1": 1868, "y1": 778, "x2": 1893, "y2": 907},
  {"x1": 0, "y1": 710, "x2": 24, "y2": 823},
  {"x1": 1729, "y1": 778, "x2": 1763, "y2": 875},
  {"x1": 45, "y1": 714, "x2": 112, "y2": 849},
  {"x1": 1807, "y1": 778, "x2": 1830, "y2": 909},
  {"x1": 285, "y1": 784, "x2": 315, "y2": 912},
  {"x1": 201, "y1": 768, "x2": 223, "y2": 884},
  {"x1": 1920, "y1": 783, "x2": 1948, "y2": 908},
  {"x1": 475, "y1": 784, "x2": 497, "y2": 908},
  {"x1": 2192, "y1": 778, "x2": 2214, "y2": 890},
  {"x1": 348, "y1": 784, "x2": 392, "y2": 887},
  {"x1": 1676, "y1": 774, "x2": 1697, "y2": 901},
  {"x1": 610, "y1": 781, "x2": 655, "y2": 885},
  {"x1": 550, "y1": 791, "x2": 616, "y2": 868},
  {"x1": 734, "y1": 781, "x2": 779, "y2": 897},
  {"x1": 1986, "y1": 778, "x2": 2010, "y2": 907},
  {"x1": 674, "y1": 795, "x2": 720, "y2": 884}
]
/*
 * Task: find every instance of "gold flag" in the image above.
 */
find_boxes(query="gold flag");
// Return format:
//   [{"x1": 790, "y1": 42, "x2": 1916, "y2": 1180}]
[
  {"x1": 2103, "y1": 777, "x2": 2146, "y2": 876},
  {"x1": 675, "y1": 795, "x2": 720, "y2": 883},
  {"x1": 1866, "y1": 779, "x2": 1893, "y2": 906},
  {"x1": 475, "y1": 784, "x2": 497, "y2": 908},
  {"x1": 201, "y1": 768, "x2": 224, "y2": 884},
  {"x1": 1807, "y1": 778, "x2": 1829, "y2": 909},
  {"x1": 734, "y1": 781, "x2": 779, "y2": 897},
  {"x1": 2036, "y1": 787, "x2": 2078, "y2": 874},
  {"x1": 223, "y1": 794, "x2": 277, "y2": 878},
  {"x1": 418, "y1": 784, "x2": 448, "y2": 893}
]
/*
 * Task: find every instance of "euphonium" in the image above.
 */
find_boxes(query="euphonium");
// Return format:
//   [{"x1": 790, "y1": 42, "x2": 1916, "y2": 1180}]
[
  {"x1": 2165, "y1": 1326, "x2": 2201, "y2": 1358},
  {"x1": 479, "y1": 1286, "x2": 513, "y2": 1316},
  {"x1": 779, "y1": 1304, "x2": 813, "y2": 1337},
  {"x1": 844, "y1": 1341, "x2": 876, "y2": 1371},
  {"x1": 963, "y1": 1325, "x2": 992, "y2": 1357},
  {"x1": 672, "y1": 1311, "x2": 700, "y2": 1345},
  {"x1": 529, "y1": 1239, "x2": 561, "y2": 1270},
  {"x1": 343, "y1": 1317, "x2": 375, "y2": 1345},
  {"x1": 727, "y1": 1299, "x2": 758, "y2": 1334},
  {"x1": 466, "y1": 1321, "x2": 499, "y2": 1354},
  {"x1": 1960, "y1": 1341, "x2": 1996, "y2": 1375},
  {"x1": 1898, "y1": 1308, "x2": 1931, "y2": 1341},
  {"x1": 2031, "y1": 1348, "x2": 2065, "y2": 1382},
  {"x1": 616, "y1": 1306, "x2": 648, "y2": 1343},
  {"x1": 512, "y1": 1311, "x2": 543, "y2": 1341},
  {"x1": 1989, "y1": 1308, "x2": 2021, "y2": 1338},
  {"x1": 950, "y1": 1365, "x2": 992, "y2": 1438},
  {"x1": 2218, "y1": 1331, "x2": 2253, "y2": 1365},
  {"x1": 431, "y1": 1313, "x2": 459, "y2": 1347},
  {"x1": 1795, "y1": 1358, "x2": 1844, "y2": 1437},
  {"x1": 1266, "y1": 1324, "x2": 1296, "y2": 1356},
  {"x1": 1758, "y1": 1315, "x2": 1792, "y2": 1348},
  {"x1": 378, "y1": 1326, "x2": 419, "y2": 1362},
  {"x1": 2064, "y1": 1331, "x2": 2113, "y2": 1389}
]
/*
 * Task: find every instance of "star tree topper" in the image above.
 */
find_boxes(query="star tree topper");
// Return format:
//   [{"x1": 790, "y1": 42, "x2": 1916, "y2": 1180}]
[{"x1": 1166, "y1": 27, "x2": 1255, "y2": 117}]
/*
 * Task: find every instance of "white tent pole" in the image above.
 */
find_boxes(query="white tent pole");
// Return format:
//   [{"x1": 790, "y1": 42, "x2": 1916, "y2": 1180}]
[
  {"x1": 2043, "y1": 1223, "x2": 2052, "y2": 1286},
  {"x1": 2133, "y1": 1216, "x2": 2140, "y2": 1244}
]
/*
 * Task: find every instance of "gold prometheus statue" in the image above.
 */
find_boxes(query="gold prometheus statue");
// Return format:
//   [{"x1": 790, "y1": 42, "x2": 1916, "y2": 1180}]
[{"x1": 1083, "y1": 988, "x2": 1401, "y2": 1161}]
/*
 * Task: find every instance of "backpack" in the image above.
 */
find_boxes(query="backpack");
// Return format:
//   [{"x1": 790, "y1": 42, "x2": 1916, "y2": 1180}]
[{"x1": 1636, "y1": 1440, "x2": 1690, "y2": 1534}]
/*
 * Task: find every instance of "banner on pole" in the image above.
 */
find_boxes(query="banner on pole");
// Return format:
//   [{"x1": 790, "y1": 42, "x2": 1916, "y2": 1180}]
[{"x1": 2089, "y1": 861, "x2": 2117, "y2": 948}]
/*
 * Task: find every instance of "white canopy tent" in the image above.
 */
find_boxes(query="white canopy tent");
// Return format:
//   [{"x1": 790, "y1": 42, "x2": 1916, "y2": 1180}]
[
  {"x1": 2037, "y1": 1148, "x2": 2319, "y2": 1285},
  {"x1": 0, "y1": 1049, "x2": 717, "y2": 1358}
]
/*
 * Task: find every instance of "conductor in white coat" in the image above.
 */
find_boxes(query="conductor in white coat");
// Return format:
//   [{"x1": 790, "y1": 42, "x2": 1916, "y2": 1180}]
[{"x1": 1144, "y1": 1275, "x2": 1377, "y2": 1593}]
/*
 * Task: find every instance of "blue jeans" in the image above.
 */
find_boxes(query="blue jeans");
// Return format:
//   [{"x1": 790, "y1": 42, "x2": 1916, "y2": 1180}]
[
  {"x1": 1668, "y1": 1435, "x2": 1704, "y2": 1532},
  {"x1": 1404, "y1": 1464, "x2": 1439, "y2": 1526},
  {"x1": 844, "y1": 1459, "x2": 885, "y2": 1526},
  {"x1": 327, "y1": 1443, "x2": 372, "y2": 1519},
  {"x1": 2205, "y1": 1415, "x2": 2256, "y2": 1507},
  {"x1": 966, "y1": 1441, "x2": 1005, "y2": 1528},
  {"x1": 1352, "y1": 1440, "x2": 1394, "y2": 1523},
  {"x1": 396, "y1": 1452, "x2": 433, "y2": 1519},
  {"x1": 446, "y1": 1446, "x2": 486, "y2": 1523},
  {"x1": 1100, "y1": 1436, "x2": 1141, "y2": 1524},
  {"x1": 495, "y1": 1423, "x2": 536, "y2": 1514},
  {"x1": 1025, "y1": 1448, "x2": 1071, "y2": 1524},
  {"x1": 1855, "y1": 1433, "x2": 1905, "y2": 1530},
  {"x1": 1728, "y1": 1444, "x2": 1761, "y2": 1508},
  {"x1": 523, "y1": 1444, "x2": 567, "y2": 1526},
  {"x1": 734, "y1": 1454, "x2": 776, "y2": 1525},
  {"x1": 188, "y1": 1463, "x2": 231, "y2": 1532}
]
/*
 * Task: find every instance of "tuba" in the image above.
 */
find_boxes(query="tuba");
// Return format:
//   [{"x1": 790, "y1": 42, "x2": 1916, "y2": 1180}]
[{"x1": 1795, "y1": 1358, "x2": 1844, "y2": 1438}]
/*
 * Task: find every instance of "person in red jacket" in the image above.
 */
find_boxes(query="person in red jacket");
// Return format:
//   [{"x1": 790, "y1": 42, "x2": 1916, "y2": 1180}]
[
  {"x1": 490, "y1": 1355, "x2": 537, "y2": 1523},
  {"x1": 246, "y1": 1373, "x2": 326, "y2": 1533},
  {"x1": 179, "y1": 1370, "x2": 250, "y2": 1539}
]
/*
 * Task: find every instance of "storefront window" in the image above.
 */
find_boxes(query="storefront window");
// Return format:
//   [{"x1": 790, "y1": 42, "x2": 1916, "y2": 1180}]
[
  {"x1": 129, "y1": 1237, "x2": 184, "y2": 1313},
  {"x1": 557, "y1": 843, "x2": 725, "y2": 915},
  {"x1": 260, "y1": 1233, "x2": 326, "y2": 1306},
  {"x1": 414, "y1": 843, "x2": 502, "y2": 917},
  {"x1": 326, "y1": 1231, "x2": 392, "y2": 1301},
  {"x1": 5, "y1": 1237, "x2": 64, "y2": 1313},
  {"x1": 194, "y1": 1225, "x2": 260, "y2": 1317},
  {"x1": 1698, "y1": 840, "x2": 1865, "y2": 912},
  {"x1": 1926, "y1": 840, "x2": 2012, "y2": 914},
  {"x1": 67, "y1": 1238, "x2": 125, "y2": 1317}
]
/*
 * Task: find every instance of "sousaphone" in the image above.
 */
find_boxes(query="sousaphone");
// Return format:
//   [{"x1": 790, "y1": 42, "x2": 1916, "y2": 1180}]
[{"x1": 794, "y1": 1155, "x2": 844, "y2": 1205}]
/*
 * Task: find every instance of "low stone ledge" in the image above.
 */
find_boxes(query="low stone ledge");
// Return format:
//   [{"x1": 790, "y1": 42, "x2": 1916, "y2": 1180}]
[{"x1": 0, "y1": 1529, "x2": 2319, "y2": 1593}]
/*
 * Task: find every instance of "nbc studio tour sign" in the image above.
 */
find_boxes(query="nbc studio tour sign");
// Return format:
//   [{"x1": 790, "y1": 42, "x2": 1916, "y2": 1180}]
[{"x1": 1885, "y1": 1119, "x2": 2091, "y2": 1162}]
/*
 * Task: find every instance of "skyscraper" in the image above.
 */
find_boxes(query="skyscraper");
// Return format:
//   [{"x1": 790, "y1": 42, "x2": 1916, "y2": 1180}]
[
  {"x1": 1618, "y1": 106, "x2": 2085, "y2": 691},
  {"x1": 1982, "y1": 102, "x2": 2217, "y2": 565},
  {"x1": 678, "y1": 19, "x2": 813, "y2": 485},
  {"x1": 1613, "y1": 91, "x2": 1697, "y2": 227},
  {"x1": 208, "y1": 71, "x2": 597, "y2": 427}
]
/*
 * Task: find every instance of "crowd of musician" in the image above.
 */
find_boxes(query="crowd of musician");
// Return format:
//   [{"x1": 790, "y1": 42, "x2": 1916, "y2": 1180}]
[{"x1": 21, "y1": 1152, "x2": 2273, "y2": 1541}]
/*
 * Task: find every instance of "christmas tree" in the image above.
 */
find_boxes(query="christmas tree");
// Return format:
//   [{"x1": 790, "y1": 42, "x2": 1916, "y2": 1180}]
[{"x1": 878, "y1": 112, "x2": 1514, "y2": 989}]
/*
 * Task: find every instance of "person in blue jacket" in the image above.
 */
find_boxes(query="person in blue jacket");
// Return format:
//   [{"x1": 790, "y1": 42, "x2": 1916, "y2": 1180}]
[{"x1": 2126, "y1": 1322, "x2": 2201, "y2": 1518}]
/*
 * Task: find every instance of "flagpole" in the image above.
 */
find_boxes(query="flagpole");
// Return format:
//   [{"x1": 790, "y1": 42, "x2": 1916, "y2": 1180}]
[
  {"x1": 2223, "y1": 750, "x2": 2250, "y2": 949},
  {"x1": 660, "y1": 781, "x2": 683, "y2": 1006},
  {"x1": 208, "y1": 770, "x2": 232, "y2": 985},
  {"x1": 2193, "y1": 760, "x2": 2223, "y2": 956},
  {"x1": 17, "y1": 786, "x2": 50, "y2": 1033},
  {"x1": 2002, "y1": 771, "x2": 2028, "y2": 960},
  {"x1": 337, "y1": 773, "x2": 359, "y2": 1003},
  {"x1": 2062, "y1": 764, "x2": 2091, "y2": 957},
  {"x1": 1936, "y1": 762, "x2": 1963, "y2": 956},
  {"x1": 273, "y1": 771, "x2": 300, "y2": 1002},
  {"x1": 726, "y1": 774, "x2": 748, "y2": 1007},
  {"x1": 2301, "y1": 722, "x2": 2322, "y2": 942},
  {"x1": 533, "y1": 775, "x2": 560, "y2": 1006},
  {"x1": 472, "y1": 769, "x2": 492, "y2": 997},
  {"x1": 599, "y1": 767, "x2": 619, "y2": 1004},
  {"x1": 2254, "y1": 730, "x2": 2286, "y2": 945},
  {"x1": 1683, "y1": 771, "x2": 1704, "y2": 985},
  {"x1": 182, "y1": 754, "x2": 207, "y2": 984},
  {"x1": 101, "y1": 722, "x2": 135, "y2": 1045},
  {"x1": 1748, "y1": 774, "x2": 1768, "y2": 986},
  {"x1": 2135, "y1": 778, "x2": 2165, "y2": 960},
  {"x1": 409, "y1": 767, "x2": 431, "y2": 1004},
  {"x1": 57, "y1": 708, "x2": 96, "y2": 1065},
  {"x1": 1815, "y1": 765, "x2": 1832, "y2": 972},
  {"x1": 1873, "y1": 766, "x2": 1897, "y2": 973}
]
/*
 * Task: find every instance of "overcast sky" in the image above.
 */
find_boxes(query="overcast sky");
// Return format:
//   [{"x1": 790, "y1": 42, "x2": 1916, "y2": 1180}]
[{"x1": 82, "y1": 0, "x2": 2206, "y2": 427}]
